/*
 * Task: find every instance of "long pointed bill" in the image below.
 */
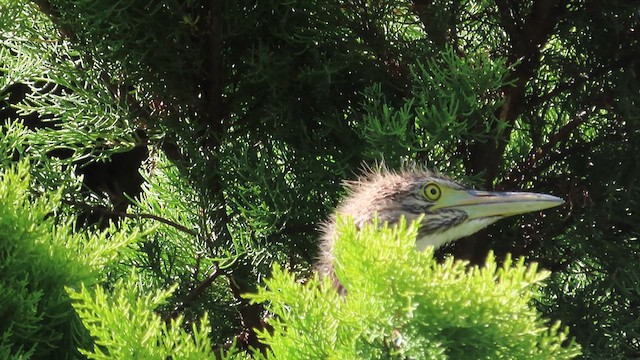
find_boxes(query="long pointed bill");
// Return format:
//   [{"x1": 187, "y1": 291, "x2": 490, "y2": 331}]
[{"x1": 433, "y1": 189, "x2": 564, "y2": 220}]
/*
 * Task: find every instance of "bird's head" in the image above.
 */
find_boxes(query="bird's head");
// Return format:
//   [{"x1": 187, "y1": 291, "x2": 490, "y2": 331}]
[{"x1": 326, "y1": 167, "x2": 564, "y2": 251}]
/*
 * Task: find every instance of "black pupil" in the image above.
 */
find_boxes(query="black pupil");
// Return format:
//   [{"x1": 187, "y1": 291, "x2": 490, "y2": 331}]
[{"x1": 430, "y1": 188, "x2": 437, "y2": 195}]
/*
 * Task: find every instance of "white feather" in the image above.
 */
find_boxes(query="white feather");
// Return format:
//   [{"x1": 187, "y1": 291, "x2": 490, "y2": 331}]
[{"x1": 415, "y1": 217, "x2": 501, "y2": 251}]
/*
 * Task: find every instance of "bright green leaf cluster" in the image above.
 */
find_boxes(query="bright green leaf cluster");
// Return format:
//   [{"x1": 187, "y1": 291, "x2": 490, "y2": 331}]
[
  {"x1": 358, "y1": 46, "x2": 510, "y2": 174},
  {"x1": 67, "y1": 275, "x2": 243, "y2": 360},
  {"x1": 113, "y1": 153, "x2": 244, "y2": 346},
  {"x1": 0, "y1": 159, "x2": 138, "y2": 358},
  {"x1": 249, "y1": 217, "x2": 581, "y2": 359}
]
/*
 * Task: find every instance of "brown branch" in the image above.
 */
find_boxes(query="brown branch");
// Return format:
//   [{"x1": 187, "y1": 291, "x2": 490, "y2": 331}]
[
  {"x1": 454, "y1": 0, "x2": 568, "y2": 261},
  {"x1": 165, "y1": 262, "x2": 222, "y2": 321},
  {"x1": 494, "y1": 11, "x2": 639, "y2": 191},
  {"x1": 64, "y1": 199, "x2": 197, "y2": 236},
  {"x1": 346, "y1": 1, "x2": 410, "y2": 88},
  {"x1": 200, "y1": 0, "x2": 270, "y2": 353},
  {"x1": 494, "y1": 0, "x2": 521, "y2": 47},
  {"x1": 464, "y1": 0, "x2": 568, "y2": 186},
  {"x1": 501, "y1": 111, "x2": 588, "y2": 187},
  {"x1": 205, "y1": 0, "x2": 223, "y2": 132},
  {"x1": 412, "y1": 0, "x2": 446, "y2": 47},
  {"x1": 32, "y1": 0, "x2": 77, "y2": 40},
  {"x1": 265, "y1": 223, "x2": 317, "y2": 262},
  {"x1": 227, "y1": 271, "x2": 271, "y2": 354},
  {"x1": 499, "y1": 0, "x2": 568, "y2": 122},
  {"x1": 527, "y1": 51, "x2": 640, "y2": 110},
  {"x1": 200, "y1": 0, "x2": 230, "y2": 250}
]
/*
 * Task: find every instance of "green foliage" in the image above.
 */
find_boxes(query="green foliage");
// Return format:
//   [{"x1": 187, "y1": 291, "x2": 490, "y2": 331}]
[
  {"x1": 2, "y1": 0, "x2": 639, "y2": 358},
  {"x1": 45, "y1": 0, "x2": 203, "y2": 106},
  {"x1": 248, "y1": 218, "x2": 581, "y2": 360},
  {"x1": 114, "y1": 153, "x2": 244, "y2": 344},
  {"x1": 1, "y1": 0, "x2": 138, "y2": 169},
  {"x1": 0, "y1": 159, "x2": 138, "y2": 358},
  {"x1": 0, "y1": 121, "x2": 27, "y2": 165},
  {"x1": 67, "y1": 275, "x2": 242, "y2": 360},
  {"x1": 359, "y1": 47, "x2": 510, "y2": 171},
  {"x1": 537, "y1": 122, "x2": 640, "y2": 358}
]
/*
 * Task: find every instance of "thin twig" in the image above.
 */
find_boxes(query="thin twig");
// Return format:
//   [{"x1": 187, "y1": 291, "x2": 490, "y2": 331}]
[
  {"x1": 165, "y1": 263, "x2": 222, "y2": 321},
  {"x1": 500, "y1": 111, "x2": 588, "y2": 188},
  {"x1": 64, "y1": 199, "x2": 197, "y2": 236}
]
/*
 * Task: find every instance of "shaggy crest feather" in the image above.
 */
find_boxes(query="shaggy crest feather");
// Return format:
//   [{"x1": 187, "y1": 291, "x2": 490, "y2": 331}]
[
  {"x1": 317, "y1": 162, "x2": 564, "y2": 293},
  {"x1": 317, "y1": 164, "x2": 464, "y2": 290}
]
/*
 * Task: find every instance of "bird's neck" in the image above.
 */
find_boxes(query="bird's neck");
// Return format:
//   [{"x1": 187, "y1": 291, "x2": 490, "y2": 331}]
[{"x1": 415, "y1": 217, "x2": 501, "y2": 251}]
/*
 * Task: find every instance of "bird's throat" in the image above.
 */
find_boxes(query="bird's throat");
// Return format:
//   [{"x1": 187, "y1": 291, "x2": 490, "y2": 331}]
[{"x1": 415, "y1": 217, "x2": 501, "y2": 251}]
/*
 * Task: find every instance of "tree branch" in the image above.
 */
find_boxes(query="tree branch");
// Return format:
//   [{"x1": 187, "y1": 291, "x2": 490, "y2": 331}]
[
  {"x1": 527, "y1": 51, "x2": 639, "y2": 110},
  {"x1": 464, "y1": 0, "x2": 568, "y2": 186},
  {"x1": 64, "y1": 199, "x2": 197, "y2": 236},
  {"x1": 165, "y1": 262, "x2": 222, "y2": 321},
  {"x1": 500, "y1": 111, "x2": 588, "y2": 188},
  {"x1": 454, "y1": 0, "x2": 568, "y2": 261},
  {"x1": 227, "y1": 272, "x2": 271, "y2": 354}
]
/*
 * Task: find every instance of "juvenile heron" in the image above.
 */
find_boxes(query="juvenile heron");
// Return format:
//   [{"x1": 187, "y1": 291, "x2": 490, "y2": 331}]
[{"x1": 318, "y1": 166, "x2": 564, "y2": 289}]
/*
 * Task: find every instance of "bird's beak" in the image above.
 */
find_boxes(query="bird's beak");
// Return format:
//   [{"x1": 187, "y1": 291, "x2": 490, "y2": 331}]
[{"x1": 433, "y1": 189, "x2": 564, "y2": 219}]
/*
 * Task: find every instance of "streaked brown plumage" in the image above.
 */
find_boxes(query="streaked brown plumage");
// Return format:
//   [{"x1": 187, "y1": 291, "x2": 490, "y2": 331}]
[{"x1": 318, "y1": 165, "x2": 563, "y2": 291}]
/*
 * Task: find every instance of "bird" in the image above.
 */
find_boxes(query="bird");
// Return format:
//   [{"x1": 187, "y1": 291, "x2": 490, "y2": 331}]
[{"x1": 317, "y1": 165, "x2": 564, "y2": 291}]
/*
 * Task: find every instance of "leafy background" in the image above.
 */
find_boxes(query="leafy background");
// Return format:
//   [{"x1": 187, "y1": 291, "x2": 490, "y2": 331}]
[{"x1": 1, "y1": 0, "x2": 639, "y2": 358}]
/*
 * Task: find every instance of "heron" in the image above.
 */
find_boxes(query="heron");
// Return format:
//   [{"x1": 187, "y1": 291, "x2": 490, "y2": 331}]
[{"x1": 317, "y1": 166, "x2": 564, "y2": 290}]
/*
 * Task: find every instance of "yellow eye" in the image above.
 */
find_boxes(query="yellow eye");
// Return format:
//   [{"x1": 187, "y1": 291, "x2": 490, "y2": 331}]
[{"x1": 422, "y1": 183, "x2": 441, "y2": 201}]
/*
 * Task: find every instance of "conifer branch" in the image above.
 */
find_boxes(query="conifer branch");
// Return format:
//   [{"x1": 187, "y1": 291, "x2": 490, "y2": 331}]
[
  {"x1": 165, "y1": 262, "x2": 222, "y2": 321},
  {"x1": 64, "y1": 200, "x2": 197, "y2": 236},
  {"x1": 500, "y1": 112, "x2": 588, "y2": 188}
]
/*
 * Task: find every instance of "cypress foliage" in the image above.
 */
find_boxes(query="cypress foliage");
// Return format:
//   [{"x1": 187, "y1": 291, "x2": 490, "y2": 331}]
[
  {"x1": 248, "y1": 217, "x2": 581, "y2": 359},
  {"x1": 0, "y1": 128, "x2": 140, "y2": 358},
  {"x1": 1, "y1": 0, "x2": 638, "y2": 358}
]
